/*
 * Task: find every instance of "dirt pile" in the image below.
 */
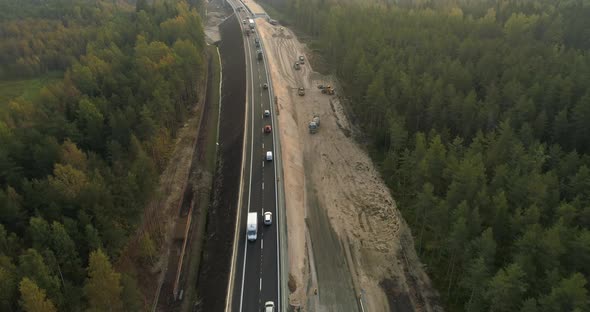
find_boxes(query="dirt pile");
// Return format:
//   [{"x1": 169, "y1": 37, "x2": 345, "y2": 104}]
[{"x1": 255, "y1": 16, "x2": 442, "y2": 312}]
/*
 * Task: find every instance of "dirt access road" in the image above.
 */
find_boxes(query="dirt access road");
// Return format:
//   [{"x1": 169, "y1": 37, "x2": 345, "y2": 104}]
[{"x1": 251, "y1": 8, "x2": 443, "y2": 312}]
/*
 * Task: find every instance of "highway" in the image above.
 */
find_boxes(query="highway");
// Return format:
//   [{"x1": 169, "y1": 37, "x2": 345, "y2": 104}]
[{"x1": 228, "y1": 2, "x2": 282, "y2": 311}]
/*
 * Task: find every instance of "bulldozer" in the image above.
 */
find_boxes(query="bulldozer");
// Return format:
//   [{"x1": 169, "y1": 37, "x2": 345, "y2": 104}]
[{"x1": 321, "y1": 85, "x2": 335, "y2": 95}]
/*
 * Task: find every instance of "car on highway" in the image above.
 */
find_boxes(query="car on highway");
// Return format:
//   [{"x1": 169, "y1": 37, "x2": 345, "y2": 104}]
[
  {"x1": 264, "y1": 301, "x2": 275, "y2": 312},
  {"x1": 266, "y1": 151, "x2": 273, "y2": 161},
  {"x1": 263, "y1": 83, "x2": 268, "y2": 89},
  {"x1": 264, "y1": 125, "x2": 272, "y2": 133},
  {"x1": 242, "y1": 19, "x2": 246, "y2": 24},
  {"x1": 264, "y1": 109, "x2": 270, "y2": 117},
  {"x1": 264, "y1": 212, "x2": 272, "y2": 225}
]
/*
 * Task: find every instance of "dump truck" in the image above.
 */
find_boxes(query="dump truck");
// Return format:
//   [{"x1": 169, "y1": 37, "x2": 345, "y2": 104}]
[
  {"x1": 247, "y1": 212, "x2": 257, "y2": 241},
  {"x1": 257, "y1": 50, "x2": 263, "y2": 61},
  {"x1": 309, "y1": 115, "x2": 320, "y2": 133},
  {"x1": 249, "y1": 19, "x2": 255, "y2": 29},
  {"x1": 298, "y1": 87, "x2": 305, "y2": 96},
  {"x1": 294, "y1": 61, "x2": 300, "y2": 70}
]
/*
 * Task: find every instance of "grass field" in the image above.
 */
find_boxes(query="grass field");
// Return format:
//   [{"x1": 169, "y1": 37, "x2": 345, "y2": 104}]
[{"x1": 0, "y1": 71, "x2": 63, "y2": 104}]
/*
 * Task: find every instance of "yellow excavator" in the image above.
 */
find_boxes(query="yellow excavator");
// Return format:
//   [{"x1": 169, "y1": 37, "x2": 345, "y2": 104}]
[{"x1": 320, "y1": 85, "x2": 335, "y2": 95}]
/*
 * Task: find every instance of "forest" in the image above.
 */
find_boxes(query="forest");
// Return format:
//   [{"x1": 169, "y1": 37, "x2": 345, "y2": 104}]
[
  {"x1": 0, "y1": 0, "x2": 205, "y2": 310},
  {"x1": 263, "y1": 0, "x2": 590, "y2": 310}
]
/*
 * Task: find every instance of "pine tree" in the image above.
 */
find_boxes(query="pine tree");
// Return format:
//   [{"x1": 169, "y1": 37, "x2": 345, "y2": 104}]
[
  {"x1": 486, "y1": 263, "x2": 528, "y2": 312},
  {"x1": 540, "y1": 273, "x2": 588, "y2": 311}
]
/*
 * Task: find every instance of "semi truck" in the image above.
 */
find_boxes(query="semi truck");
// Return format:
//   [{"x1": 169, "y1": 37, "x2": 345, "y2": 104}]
[
  {"x1": 309, "y1": 115, "x2": 320, "y2": 133},
  {"x1": 247, "y1": 212, "x2": 257, "y2": 241},
  {"x1": 249, "y1": 19, "x2": 255, "y2": 29}
]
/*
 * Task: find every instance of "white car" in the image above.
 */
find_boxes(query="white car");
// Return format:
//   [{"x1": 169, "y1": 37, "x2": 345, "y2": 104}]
[
  {"x1": 264, "y1": 109, "x2": 270, "y2": 117},
  {"x1": 264, "y1": 212, "x2": 272, "y2": 225},
  {"x1": 264, "y1": 301, "x2": 275, "y2": 312},
  {"x1": 266, "y1": 151, "x2": 273, "y2": 161}
]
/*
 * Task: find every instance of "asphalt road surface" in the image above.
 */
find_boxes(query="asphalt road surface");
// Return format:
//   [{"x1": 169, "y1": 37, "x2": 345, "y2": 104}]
[{"x1": 230, "y1": 3, "x2": 281, "y2": 311}]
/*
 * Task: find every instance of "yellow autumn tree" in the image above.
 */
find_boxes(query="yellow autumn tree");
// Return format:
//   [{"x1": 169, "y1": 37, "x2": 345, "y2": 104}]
[
  {"x1": 18, "y1": 278, "x2": 57, "y2": 312},
  {"x1": 84, "y1": 249, "x2": 123, "y2": 312}
]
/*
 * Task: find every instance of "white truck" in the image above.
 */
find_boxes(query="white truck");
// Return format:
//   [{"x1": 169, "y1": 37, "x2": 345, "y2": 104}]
[
  {"x1": 247, "y1": 212, "x2": 258, "y2": 241},
  {"x1": 309, "y1": 115, "x2": 320, "y2": 133},
  {"x1": 248, "y1": 19, "x2": 255, "y2": 29}
]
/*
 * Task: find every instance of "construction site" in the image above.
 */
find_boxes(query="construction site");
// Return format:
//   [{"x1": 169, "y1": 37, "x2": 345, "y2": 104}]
[{"x1": 253, "y1": 11, "x2": 442, "y2": 312}]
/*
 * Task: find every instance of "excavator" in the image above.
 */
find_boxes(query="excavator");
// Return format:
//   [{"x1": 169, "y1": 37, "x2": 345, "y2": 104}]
[{"x1": 320, "y1": 85, "x2": 335, "y2": 95}]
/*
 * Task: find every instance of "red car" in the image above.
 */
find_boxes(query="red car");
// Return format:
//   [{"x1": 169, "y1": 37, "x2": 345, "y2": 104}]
[{"x1": 264, "y1": 125, "x2": 272, "y2": 133}]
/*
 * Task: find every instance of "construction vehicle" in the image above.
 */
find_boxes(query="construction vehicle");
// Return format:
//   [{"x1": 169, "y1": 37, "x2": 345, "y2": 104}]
[
  {"x1": 294, "y1": 61, "x2": 300, "y2": 70},
  {"x1": 321, "y1": 85, "x2": 335, "y2": 95},
  {"x1": 298, "y1": 87, "x2": 305, "y2": 96},
  {"x1": 299, "y1": 55, "x2": 304, "y2": 64},
  {"x1": 257, "y1": 50, "x2": 263, "y2": 61},
  {"x1": 309, "y1": 115, "x2": 320, "y2": 134}
]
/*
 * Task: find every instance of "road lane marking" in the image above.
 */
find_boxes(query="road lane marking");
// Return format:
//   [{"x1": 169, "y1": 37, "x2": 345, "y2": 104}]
[
  {"x1": 259, "y1": 278, "x2": 262, "y2": 291},
  {"x1": 262, "y1": 182, "x2": 264, "y2": 190},
  {"x1": 261, "y1": 239, "x2": 264, "y2": 249}
]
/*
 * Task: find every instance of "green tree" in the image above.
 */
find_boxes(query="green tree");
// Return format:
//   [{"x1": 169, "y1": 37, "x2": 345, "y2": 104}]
[
  {"x1": 413, "y1": 183, "x2": 437, "y2": 255},
  {"x1": 139, "y1": 233, "x2": 157, "y2": 264},
  {"x1": 520, "y1": 298, "x2": 538, "y2": 312},
  {"x1": 77, "y1": 98, "x2": 105, "y2": 151},
  {"x1": 49, "y1": 221, "x2": 82, "y2": 281},
  {"x1": 18, "y1": 249, "x2": 61, "y2": 306},
  {"x1": 540, "y1": 273, "x2": 588, "y2": 311},
  {"x1": 486, "y1": 263, "x2": 528, "y2": 312},
  {"x1": 0, "y1": 256, "x2": 18, "y2": 311},
  {"x1": 460, "y1": 257, "x2": 490, "y2": 311},
  {"x1": 120, "y1": 274, "x2": 142, "y2": 311},
  {"x1": 0, "y1": 224, "x2": 21, "y2": 259},
  {"x1": 0, "y1": 186, "x2": 25, "y2": 233},
  {"x1": 27, "y1": 217, "x2": 50, "y2": 251}
]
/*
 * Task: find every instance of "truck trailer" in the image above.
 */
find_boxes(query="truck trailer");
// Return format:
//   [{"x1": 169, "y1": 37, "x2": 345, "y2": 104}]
[{"x1": 247, "y1": 212, "x2": 258, "y2": 241}]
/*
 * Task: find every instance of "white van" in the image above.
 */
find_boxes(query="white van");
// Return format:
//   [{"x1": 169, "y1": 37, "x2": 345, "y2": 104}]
[{"x1": 266, "y1": 151, "x2": 273, "y2": 161}]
